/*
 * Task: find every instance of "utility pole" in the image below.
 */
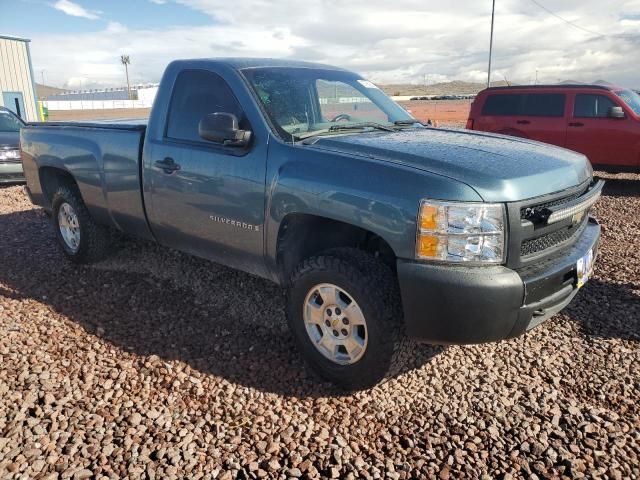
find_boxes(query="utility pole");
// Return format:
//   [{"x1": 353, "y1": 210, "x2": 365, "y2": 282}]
[
  {"x1": 535, "y1": 69, "x2": 539, "y2": 85},
  {"x1": 487, "y1": 0, "x2": 496, "y2": 88},
  {"x1": 40, "y1": 70, "x2": 45, "y2": 86},
  {"x1": 121, "y1": 55, "x2": 131, "y2": 100}
]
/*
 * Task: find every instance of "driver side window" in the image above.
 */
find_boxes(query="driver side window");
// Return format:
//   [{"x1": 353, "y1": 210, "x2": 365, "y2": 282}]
[
  {"x1": 316, "y1": 80, "x2": 386, "y2": 123},
  {"x1": 166, "y1": 70, "x2": 244, "y2": 143}
]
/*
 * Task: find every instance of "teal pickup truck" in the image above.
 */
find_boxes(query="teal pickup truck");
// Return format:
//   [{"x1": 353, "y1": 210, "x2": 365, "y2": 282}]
[{"x1": 21, "y1": 59, "x2": 602, "y2": 389}]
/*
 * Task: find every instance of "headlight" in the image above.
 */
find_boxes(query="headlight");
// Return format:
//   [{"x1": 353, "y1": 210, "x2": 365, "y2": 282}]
[
  {"x1": 0, "y1": 149, "x2": 20, "y2": 161},
  {"x1": 416, "y1": 200, "x2": 506, "y2": 264}
]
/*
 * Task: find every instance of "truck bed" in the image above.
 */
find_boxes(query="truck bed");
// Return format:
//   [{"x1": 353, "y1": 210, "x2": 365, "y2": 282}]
[
  {"x1": 21, "y1": 121, "x2": 154, "y2": 241},
  {"x1": 34, "y1": 119, "x2": 148, "y2": 128}
]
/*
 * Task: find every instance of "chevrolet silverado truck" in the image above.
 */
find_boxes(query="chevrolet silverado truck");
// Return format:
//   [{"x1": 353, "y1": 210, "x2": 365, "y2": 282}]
[{"x1": 21, "y1": 59, "x2": 603, "y2": 389}]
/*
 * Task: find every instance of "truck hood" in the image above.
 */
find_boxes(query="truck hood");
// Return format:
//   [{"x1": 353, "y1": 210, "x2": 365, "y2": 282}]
[{"x1": 306, "y1": 128, "x2": 591, "y2": 202}]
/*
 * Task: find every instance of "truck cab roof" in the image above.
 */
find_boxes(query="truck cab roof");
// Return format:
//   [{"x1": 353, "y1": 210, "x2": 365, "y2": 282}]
[{"x1": 169, "y1": 57, "x2": 350, "y2": 73}]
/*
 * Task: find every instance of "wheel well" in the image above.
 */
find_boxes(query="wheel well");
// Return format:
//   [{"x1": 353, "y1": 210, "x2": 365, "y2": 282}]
[
  {"x1": 39, "y1": 167, "x2": 78, "y2": 208},
  {"x1": 276, "y1": 214, "x2": 397, "y2": 283}
]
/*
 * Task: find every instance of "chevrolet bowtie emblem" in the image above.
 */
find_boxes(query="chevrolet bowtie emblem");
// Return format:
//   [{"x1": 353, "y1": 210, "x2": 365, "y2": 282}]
[{"x1": 571, "y1": 210, "x2": 585, "y2": 225}]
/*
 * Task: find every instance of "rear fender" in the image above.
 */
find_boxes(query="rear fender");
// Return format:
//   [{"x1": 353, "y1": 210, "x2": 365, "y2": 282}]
[{"x1": 22, "y1": 128, "x2": 108, "y2": 223}]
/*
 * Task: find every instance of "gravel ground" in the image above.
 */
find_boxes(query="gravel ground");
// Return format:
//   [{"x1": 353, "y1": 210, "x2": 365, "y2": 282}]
[{"x1": 0, "y1": 174, "x2": 638, "y2": 479}]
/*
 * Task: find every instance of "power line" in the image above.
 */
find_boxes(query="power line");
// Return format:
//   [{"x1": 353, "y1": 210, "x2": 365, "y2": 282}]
[{"x1": 527, "y1": 0, "x2": 607, "y2": 38}]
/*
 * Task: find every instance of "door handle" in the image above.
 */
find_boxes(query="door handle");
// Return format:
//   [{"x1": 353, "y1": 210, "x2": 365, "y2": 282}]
[
  {"x1": 569, "y1": 122, "x2": 585, "y2": 127},
  {"x1": 154, "y1": 157, "x2": 181, "y2": 173},
  {"x1": 516, "y1": 120, "x2": 531, "y2": 125}
]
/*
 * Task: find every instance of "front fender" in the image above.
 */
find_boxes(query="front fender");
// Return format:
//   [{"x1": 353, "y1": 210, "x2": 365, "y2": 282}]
[{"x1": 263, "y1": 138, "x2": 483, "y2": 278}]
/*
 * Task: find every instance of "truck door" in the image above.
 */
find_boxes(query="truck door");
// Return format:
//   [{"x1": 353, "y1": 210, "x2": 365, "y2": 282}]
[
  {"x1": 566, "y1": 93, "x2": 637, "y2": 168},
  {"x1": 144, "y1": 69, "x2": 268, "y2": 276}
]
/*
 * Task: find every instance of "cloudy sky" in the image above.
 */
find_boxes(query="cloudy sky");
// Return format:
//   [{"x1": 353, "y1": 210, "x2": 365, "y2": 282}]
[{"x1": 2, "y1": 0, "x2": 639, "y2": 89}]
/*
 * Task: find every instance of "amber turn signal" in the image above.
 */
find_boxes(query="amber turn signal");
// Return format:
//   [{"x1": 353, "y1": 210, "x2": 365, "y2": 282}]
[
  {"x1": 420, "y1": 204, "x2": 439, "y2": 230},
  {"x1": 417, "y1": 234, "x2": 439, "y2": 258}
]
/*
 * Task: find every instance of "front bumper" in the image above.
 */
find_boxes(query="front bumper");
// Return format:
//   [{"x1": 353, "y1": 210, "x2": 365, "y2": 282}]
[
  {"x1": 397, "y1": 218, "x2": 600, "y2": 344},
  {"x1": 0, "y1": 162, "x2": 25, "y2": 183}
]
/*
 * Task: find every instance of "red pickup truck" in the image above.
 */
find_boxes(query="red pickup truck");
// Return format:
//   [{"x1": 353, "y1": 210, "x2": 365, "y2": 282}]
[{"x1": 467, "y1": 85, "x2": 640, "y2": 172}]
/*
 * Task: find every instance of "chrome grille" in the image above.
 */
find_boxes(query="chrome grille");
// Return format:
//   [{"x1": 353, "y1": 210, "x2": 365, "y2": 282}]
[
  {"x1": 0, "y1": 149, "x2": 21, "y2": 164},
  {"x1": 0, "y1": 172, "x2": 24, "y2": 180},
  {"x1": 509, "y1": 180, "x2": 603, "y2": 268},
  {"x1": 521, "y1": 186, "x2": 588, "y2": 222}
]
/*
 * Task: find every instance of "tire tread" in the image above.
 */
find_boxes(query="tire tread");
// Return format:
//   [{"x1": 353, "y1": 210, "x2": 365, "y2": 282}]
[
  {"x1": 287, "y1": 248, "x2": 413, "y2": 389},
  {"x1": 52, "y1": 185, "x2": 109, "y2": 263}
]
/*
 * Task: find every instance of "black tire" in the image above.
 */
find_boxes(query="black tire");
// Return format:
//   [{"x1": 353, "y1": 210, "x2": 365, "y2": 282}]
[
  {"x1": 51, "y1": 185, "x2": 109, "y2": 263},
  {"x1": 286, "y1": 248, "x2": 410, "y2": 390}
]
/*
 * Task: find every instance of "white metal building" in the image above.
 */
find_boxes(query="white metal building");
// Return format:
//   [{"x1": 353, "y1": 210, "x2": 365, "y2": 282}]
[{"x1": 0, "y1": 34, "x2": 39, "y2": 122}]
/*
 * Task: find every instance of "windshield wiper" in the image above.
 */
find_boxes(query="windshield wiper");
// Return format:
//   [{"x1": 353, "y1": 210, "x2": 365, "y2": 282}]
[
  {"x1": 329, "y1": 122, "x2": 396, "y2": 132},
  {"x1": 296, "y1": 122, "x2": 395, "y2": 141},
  {"x1": 393, "y1": 119, "x2": 420, "y2": 126}
]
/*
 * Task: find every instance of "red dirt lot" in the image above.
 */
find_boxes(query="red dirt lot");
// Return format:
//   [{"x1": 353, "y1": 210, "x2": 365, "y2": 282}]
[
  {"x1": 398, "y1": 100, "x2": 472, "y2": 128},
  {"x1": 48, "y1": 100, "x2": 472, "y2": 129}
]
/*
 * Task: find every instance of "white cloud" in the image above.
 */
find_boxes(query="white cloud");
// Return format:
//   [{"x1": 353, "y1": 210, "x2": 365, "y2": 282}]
[
  {"x1": 621, "y1": 18, "x2": 640, "y2": 26},
  {"x1": 149, "y1": 0, "x2": 168, "y2": 4},
  {"x1": 52, "y1": 0, "x2": 100, "y2": 20},
  {"x1": 105, "y1": 22, "x2": 127, "y2": 34},
  {"x1": 33, "y1": 0, "x2": 640, "y2": 89}
]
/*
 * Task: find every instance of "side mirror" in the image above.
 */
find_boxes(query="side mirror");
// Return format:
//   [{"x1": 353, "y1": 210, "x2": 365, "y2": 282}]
[
  {"x1": 198, "y1": 112, "x2": 251, "y2": 147},
  {"x1": 609, "y1": 106, "x2": 625, "y2": 119}
]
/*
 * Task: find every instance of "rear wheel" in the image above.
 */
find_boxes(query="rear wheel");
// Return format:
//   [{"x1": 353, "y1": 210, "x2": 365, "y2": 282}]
[
  {"x1": 51, "y1": 185, "x2": 109, "y2": 263},
  {"x1": 286, "y1": 248, "x2": 409, "y2": 390}
]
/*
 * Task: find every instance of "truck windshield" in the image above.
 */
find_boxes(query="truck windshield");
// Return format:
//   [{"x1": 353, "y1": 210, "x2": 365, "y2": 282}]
[
  {"x1": 0, "y1": 111, "x2": 24, "y2": 132},
  {"x1": 614, "y1": 89, "x2": 640, "y2": 116},
  {"x1": 241, "y1": 67, "x2": 418, "y2": 141}
]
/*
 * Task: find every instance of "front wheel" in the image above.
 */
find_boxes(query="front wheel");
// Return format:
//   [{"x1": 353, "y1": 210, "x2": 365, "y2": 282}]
[
  {"x1": 51, "y1": 185, "x2": 110, "y2": 263},
  {"x1": 286, "y1": 248, "x2": 409, "y2": 390}
]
